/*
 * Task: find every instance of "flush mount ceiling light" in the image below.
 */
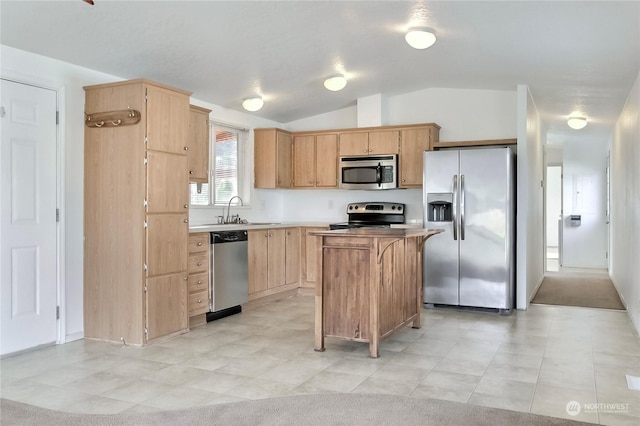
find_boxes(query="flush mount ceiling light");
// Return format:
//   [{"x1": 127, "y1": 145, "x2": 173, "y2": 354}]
[
  {"x1": 405, "y1": 27, "x2": 437, "y2": 49},
  {"x1": 242, "y1": 96, "x2": 264, "y2": 112},
  {"x1": 567, "y1": 116, "x2": 588, "y2": 130},
  {"x1": 323, "y1": 74, "x2": 347, "y2": 91}
]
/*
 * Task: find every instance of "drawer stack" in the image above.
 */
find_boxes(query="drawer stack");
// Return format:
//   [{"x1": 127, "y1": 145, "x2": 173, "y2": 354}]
[{"x1": 188, "y1": 233, "x2": 210, "y2": 319}]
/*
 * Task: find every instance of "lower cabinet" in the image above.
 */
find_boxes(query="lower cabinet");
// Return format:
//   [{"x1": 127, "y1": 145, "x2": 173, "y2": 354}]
[
  {"x1": 188, "y1": 233, "x2": 210, "y2": 320},
  {"x1": 248, "y1": 227, "x2": 300, "y2": 298},
  {"x1": 145, "y1": 272, "x2": 188, "y2": 341}
]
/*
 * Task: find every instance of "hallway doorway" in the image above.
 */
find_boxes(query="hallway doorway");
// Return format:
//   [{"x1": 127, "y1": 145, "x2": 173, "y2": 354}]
[{"x1": 545, "y1": 165, "x2": 562, "y2": 272}]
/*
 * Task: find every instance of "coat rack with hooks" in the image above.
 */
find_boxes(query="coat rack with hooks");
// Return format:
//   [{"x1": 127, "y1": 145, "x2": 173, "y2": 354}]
[{"x1": 85, "y1": 109, "x2": 141, "y2": 128}]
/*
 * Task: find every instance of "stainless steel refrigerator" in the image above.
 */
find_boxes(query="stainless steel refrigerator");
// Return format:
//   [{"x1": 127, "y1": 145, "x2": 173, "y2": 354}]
[{"x1": 423, "y1": 147, "x2": 515, "y2": 312}]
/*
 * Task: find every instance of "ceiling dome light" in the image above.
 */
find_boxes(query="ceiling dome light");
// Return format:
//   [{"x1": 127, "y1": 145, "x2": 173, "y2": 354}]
[
  {"x1": 242, "y1": 96, "x2": 263, "y2": 112},
  {"x1": 405, "y1": 27, "x2": 437, "y2": 49},
  {"x1": 323, "y1": 74, "x2": 347, "y2": 91},
  {"x1": 567, "y1": 116, "x2": 587, "y2": 130}
]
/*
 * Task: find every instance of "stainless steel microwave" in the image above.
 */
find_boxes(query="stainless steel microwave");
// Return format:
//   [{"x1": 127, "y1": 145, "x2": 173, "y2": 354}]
[{"x1": 339, "y1": 154, "x2": 398, "y2": 190}]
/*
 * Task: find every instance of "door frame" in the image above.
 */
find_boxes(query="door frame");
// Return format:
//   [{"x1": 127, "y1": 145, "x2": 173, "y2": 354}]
[
  {"x1": 1, "y1": 70, "x2": 66, "y2": 346},
  {"x1": 544, "y1": 162, "x2": 563, "y2": 272}
]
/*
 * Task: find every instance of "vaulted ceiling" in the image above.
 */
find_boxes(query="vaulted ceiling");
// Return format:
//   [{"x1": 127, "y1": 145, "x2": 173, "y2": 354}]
[{"x1": 2, "y1": 1, "x2": 638, "y2": 145}]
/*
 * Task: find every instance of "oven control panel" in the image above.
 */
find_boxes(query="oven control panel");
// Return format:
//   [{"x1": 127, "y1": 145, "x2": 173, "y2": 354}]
[{"x1": 346, "y1": 202, "x2": 405, "y2": 215}]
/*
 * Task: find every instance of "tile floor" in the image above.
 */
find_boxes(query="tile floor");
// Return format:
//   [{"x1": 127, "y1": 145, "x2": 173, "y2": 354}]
[{"x1": 1, "y1": 295, "x2": 639, "y2": 425}]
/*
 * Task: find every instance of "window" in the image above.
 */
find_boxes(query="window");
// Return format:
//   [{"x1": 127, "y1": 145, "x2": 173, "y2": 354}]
[{"x1": 190, "y1": 122, "x2": 249, "y2": 206}]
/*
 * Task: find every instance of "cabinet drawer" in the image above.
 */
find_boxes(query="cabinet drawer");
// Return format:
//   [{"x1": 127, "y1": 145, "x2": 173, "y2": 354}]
[
  {"x1": 189, "y1": 272, "x2": 208, "y2": 293},
  {"x1": 188, "y1": 253, "x2": 209, "y2": 274},
  {"x1": 189, "y1": 291, "x2": 209, "y2": 316},
  {"x1": 189, "y1": 233, "x2": 209, "y2": 254}
]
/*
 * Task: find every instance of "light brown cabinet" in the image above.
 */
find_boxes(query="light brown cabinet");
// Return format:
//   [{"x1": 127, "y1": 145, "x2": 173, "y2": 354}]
[
  {"x1": 292, "y1": 133, "x2": 338, "y2": 188},
  {"x1": 300, "y1": 226, "x2": 328, "y2": 290},
  {"x1": 399, "y1": 126, "x2": 440, "y2": 188},
  {"x1": 188, "y1": 232, "x2": 210, "y2": 318},
  {"x1": 248, "y1": 227, "x2": 300, "y2": 298},
  {"x1": 254, "y1": 128, "x2": 292, "y2": 188},
  {"x1": 311, "y1": 228, "x2": 441, "y2": 358},
  {"x1": 187, "y1": 105, "x2": 211, "y2": 183},
  {"x1": 338, "y1": 130, "x2": 399, "y2": 156},
  {"x1": 84, "y1": 79, "x2": 191, "y2": 345}
]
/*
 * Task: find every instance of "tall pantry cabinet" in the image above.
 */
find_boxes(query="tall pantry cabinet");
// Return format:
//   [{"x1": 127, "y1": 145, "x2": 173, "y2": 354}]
[{"x1": 84, "y1": 79, "x2": 191, "y2": 345}]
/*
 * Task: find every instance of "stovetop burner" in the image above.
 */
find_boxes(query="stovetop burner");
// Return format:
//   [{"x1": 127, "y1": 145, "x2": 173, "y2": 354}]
[{"x1": 329, "y1": 202, "x2": 406, "y2": 230}]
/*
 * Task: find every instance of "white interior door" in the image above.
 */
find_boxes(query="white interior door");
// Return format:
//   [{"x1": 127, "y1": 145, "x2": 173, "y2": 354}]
[{"x1": 1, "y1": 79, "x2": 58, "y2": 355}]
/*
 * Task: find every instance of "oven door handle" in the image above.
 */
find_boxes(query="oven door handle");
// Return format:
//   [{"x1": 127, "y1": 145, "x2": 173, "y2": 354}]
[{"x1": 376, "y1": 162, "x2": 382, "y2": 187}]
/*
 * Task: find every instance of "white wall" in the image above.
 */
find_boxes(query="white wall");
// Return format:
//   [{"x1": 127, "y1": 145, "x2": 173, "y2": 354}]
[
  {"x1": 516, "y1": 85, "x2": 545, "y2": 309},
  {"x1": 610, "y1": 70, "x2": 640, "y2": 334},
  {"x1": 561, "y1": 138, "x2": 608, "y2": 268}
]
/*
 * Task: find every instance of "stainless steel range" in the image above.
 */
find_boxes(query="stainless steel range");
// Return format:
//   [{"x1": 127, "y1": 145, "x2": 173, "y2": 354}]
[{"x1": 329, "y1": 202, "x2": 406, "y2": 229}]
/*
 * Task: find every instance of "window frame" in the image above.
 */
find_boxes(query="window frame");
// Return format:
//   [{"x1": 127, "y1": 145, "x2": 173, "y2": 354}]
[{"x1": 189, "y1": 121, "x2": 250, "y2": 208}]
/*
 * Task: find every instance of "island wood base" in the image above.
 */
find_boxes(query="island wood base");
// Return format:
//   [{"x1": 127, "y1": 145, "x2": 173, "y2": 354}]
[{"x1": 311, "y1": 228, "x2": 443, "y2": 358}]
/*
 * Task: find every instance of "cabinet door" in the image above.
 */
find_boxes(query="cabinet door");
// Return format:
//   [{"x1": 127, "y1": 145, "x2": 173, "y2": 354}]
[
  {"x1": 145, "y1": 85, "x2": 190, "y2": 155},
  {"x1": 187, "y1": 106, "x2": 210, "y2": 182},
  {"x1": 369, "y1": 130, "x2": 399, "y2": 154},
  {"x1": 254, "y1": 129, "x2": 276, "y2": 188},
  {"x1": 146, "y1": 213, "x2": 188, "y2": 276},
  {"x1": 268, "y1": 229, "x2": 286, "y2": 289},
  {"x1": 399, "y1": 128, "x2": 430, "y2": 187},
  {"x1": 248, "y1": 230, "x2": 269, "y2": 294},
  {"x1": 146, "y1": 151, "x2": 189, "y2": 213},
  {"x1": 315, "y1": 134, "x2": 338, "y2": 188},
  {"x1": 276, "y1": 131, "x2": 292, "y2": 188},
  {"x1": 322, "y1": 246, "x2": 370, "y2": 340},
  {"x1": 378, "y1": 239, "x2": 405, "y2": 337},
  {"x1": 292, "y1": 135, "x2": 316, "y2": 187},
  {"x1": 146, "y1": 272, "x2": 188, "y2": 341},
  {"x1": 285, "y1": 228, "x2": 300, "y2": 285},
  {"x1": 339, "y1": 132, "x2": 369, "y2": 156}
]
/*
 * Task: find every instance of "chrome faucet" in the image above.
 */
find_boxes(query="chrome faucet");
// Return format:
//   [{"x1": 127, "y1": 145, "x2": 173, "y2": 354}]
[{"x1": 225, "y1": 195, "x2": 244, "y2": 224}]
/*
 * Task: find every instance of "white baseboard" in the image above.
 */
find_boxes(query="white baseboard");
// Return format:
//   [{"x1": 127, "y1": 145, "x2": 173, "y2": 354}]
[{"x1": 64, "y1": 331, "x2": 84, "y2": 343}]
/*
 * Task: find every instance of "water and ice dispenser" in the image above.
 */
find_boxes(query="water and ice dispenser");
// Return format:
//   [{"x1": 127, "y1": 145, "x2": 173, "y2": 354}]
[{"x1": 427, "y1": 193, "x2": 453, "y2": 222}]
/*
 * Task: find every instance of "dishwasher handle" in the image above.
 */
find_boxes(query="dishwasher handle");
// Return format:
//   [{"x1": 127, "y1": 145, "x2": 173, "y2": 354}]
[{"x1": 211, "y1": 230, "x2": 248, "y2": 244}]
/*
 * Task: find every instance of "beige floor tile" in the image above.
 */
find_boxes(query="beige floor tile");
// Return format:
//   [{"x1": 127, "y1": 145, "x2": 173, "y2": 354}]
[
  {"x1": 482, "y1": 362, "x2": 540, "y2": 384},
  {"x1": 403, "y1": 337, "x2": 458, "y2": 357},
  {"x1": 387, "y1": 352, "x2": 442, "y2": 371},
  {"x1": 184, "y1": 370, "x2": 250, "y2": 394},
  {"x1": 531, "y1": 383, "x2": 599, "y2": 424},
  {"x1": 181, "y1": 353, "x2": 231, "y2": 371},
  {"x1": 537, "y1": 357, "x2": 596, "y2": 391},
  {"x1": 410, "y1": 384, "x2": 472, "y2": 403},
  {"x1": 226, "y1": 377, "x2": 297, "y2": 399},
  {"x1": 101, "y1": 378, "x2": 175, "y2": 404},
  {"x1": 300, "y1": 370, "x2": 368, "y2": 393},
  {"x1": 142, "y1": 386, "x2": 221, "y2": 410},
  {"x1": 142, "y1": 365, "x2": 211, "y2": 387},
  {"x1": 467, "y1": 392, "x2": 532, "y2": 413},
  {"x1": 258, "y1": 360, "x2": 325, "y2": 386},
  {"x1": 65, "y1": 394, "x2": 135, "y2": 414},
  {"x1": 215, "y1": 354, "x2": 283, "y2": 377},
  {"x1": 14, "y1": 386, "x2": 92, "y2": 411},
  {"x1": 209, "y1": 342, "x2": 263, "y2": 357},
  {"x1": 473, "y1": 375, "x2": 536, "y2": 401},
  {"x1": 1, "y1": 378, "x2": 58, "y2": 402},
  {"x1": 353, "y1": 376, "x2": 417, "y2": 395},
  {"x1": 120, "y1": 403, "x2": 164, "y2": 414},
  {"x1": 325, "y1": 357, "x2": 384, "y2": 376},
  {"x1": 64, "y1": 371, "x2": 134, "y2": 395},
  {"x1": 28, "y1": 365, "x2": 97, "y2": 386},
  {"x1": 288, "y1": 383, "x2": 337, "y2": 396},
  {"x1": 433, "y1": 355, "x2": 491, "y2": 376},
  {"x1": 420, "y1": 370, "x2": 481, "y2": 394},
  {"x1": 490, "y1": 350, "x2": 544, "y2": 370},
  {"x1": 369, "y1": 363, "x2": 430, "y2": 386}
]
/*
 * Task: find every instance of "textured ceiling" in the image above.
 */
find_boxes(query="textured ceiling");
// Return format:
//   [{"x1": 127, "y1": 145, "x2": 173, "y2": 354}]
[{"x1": 1, "y1": 1, "x2": 638, "y2": 145}]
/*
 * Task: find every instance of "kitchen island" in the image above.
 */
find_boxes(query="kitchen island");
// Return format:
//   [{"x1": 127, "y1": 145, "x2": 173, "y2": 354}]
[{"x1": 311, "y1": 228, "x2": 443, "y2": 358}]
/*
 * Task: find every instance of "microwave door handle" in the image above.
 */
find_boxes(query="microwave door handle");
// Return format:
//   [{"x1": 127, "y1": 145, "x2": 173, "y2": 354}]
[{"x1": 376, "y1": 163, "x2": 382, "y2": 187}]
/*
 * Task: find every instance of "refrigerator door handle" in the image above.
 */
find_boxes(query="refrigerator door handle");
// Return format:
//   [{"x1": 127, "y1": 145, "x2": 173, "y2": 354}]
[
  {"x1": 452, "y1": 174, "x2": 458, "y2": 240},
  {"x1": 461, "y1": 174, "x2": 466, "y2": 240}
]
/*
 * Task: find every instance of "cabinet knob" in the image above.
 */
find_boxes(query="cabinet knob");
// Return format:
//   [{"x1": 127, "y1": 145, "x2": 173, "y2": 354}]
[
  {"x1": 197, "y1": 299, "x2": 202, "y2": 303},
  {"x1": 189, "y1": 170, "x2": 194, "y2": 175},
  {"x1": 184, "y1": 204, "x2": 189, "y2": 209},
  {"x1": 184, "y1": 277, "x2": 188, "y2": 281},
  {"x1": 197, "y1": 242, "x2": 202, "y2": 246},
  {"x1": 402, "y1": 179, "x2": 406, "y2": 182},
  {"x1": 197, "y1": 280, "x2": 202, "y2": 284},
  {"x1": 197, "y1": 262, "x2": 202, "y2": 266},
  {"x1": 184, "y1": 146, "x2": 189, "y2": 151},
  {"x1": 183, "y1": 219, "x2": 189, "y2": 223}
]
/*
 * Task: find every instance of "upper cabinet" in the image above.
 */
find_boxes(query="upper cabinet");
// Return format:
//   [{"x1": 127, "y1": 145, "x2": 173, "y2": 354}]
[
  {"x1": 146, "y1": 85, "x2": 190, "y2": 154},
  {"x1": 254, "y1": 128, "x2": 292, "y2": 189},
  {"x1": 253, "y1": 123, "x2": 439, "y2": 190},
  {"x1": 399, "y1": 125, "x2": 440, "y2": 188},
  {"x1": 338, "y1": 130, "x2": 399, "y2": 156},
  {"x1": 292, "y1": 133, "x2": 338, "y2": 188},
  {"x1": 187, "y1": 105, "x2": 211, "y2": 183}
]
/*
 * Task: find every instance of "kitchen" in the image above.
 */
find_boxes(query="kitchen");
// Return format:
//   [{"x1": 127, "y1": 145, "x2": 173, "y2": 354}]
[{"x1": 1, "y1": 1, "x2": 639, "y2": 422}]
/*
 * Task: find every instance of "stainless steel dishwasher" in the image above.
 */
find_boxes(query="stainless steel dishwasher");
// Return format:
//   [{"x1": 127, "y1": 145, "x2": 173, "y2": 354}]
[{"x1": 207, "y1": 230, "x2": 249, "y2": 322}]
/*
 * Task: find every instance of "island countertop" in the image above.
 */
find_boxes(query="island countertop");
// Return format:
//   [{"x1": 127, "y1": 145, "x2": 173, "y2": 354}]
[{"x1": 310, "y1": 228, "x2": 443, "y2": 238}]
